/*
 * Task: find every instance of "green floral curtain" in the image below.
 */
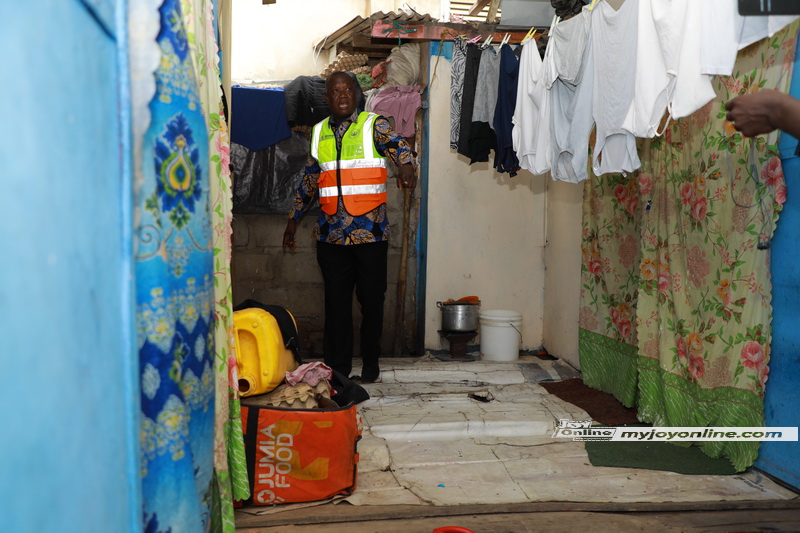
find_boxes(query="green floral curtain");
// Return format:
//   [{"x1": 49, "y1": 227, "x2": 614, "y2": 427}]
[
  {"x1": 580, "y1": 24, "x2": 798, "y2": 471},
  {"x1": 180, "y1": 0, "x2": 250, "y2": 530}
]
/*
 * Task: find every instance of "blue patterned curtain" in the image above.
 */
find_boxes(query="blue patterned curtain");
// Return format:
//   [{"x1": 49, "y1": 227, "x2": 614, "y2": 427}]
[{"x1": 137, "y1": 0, "x2": 216, "y2": 530}]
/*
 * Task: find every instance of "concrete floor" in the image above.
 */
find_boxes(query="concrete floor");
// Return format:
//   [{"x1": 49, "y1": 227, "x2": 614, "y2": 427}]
[{"x1": 235, "y1": 355, "x2": 800, "y2": 531}]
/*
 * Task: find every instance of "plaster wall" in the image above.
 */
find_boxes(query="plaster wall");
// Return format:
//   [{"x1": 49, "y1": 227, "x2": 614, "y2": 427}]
[
  {"x1": 542, "y1": 178, "x2": 583, "y2": 369},
  {"x1": 423, "y1": 49, "x2": 547, "y2": 351},
  {"x1": 231, "y1": 0, "x2": 444, "y2": 83}
]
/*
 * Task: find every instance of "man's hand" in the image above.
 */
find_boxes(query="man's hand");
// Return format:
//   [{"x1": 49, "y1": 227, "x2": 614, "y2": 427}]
[
  {"x1": 725, "y1": 90, "x2": 800, "y2": 139},
  {"x1": 397, "y1": 163, "x2": 417, "y2": 191},
  {"x1": 283, "y1": 219, "x2": 298, "y2": 252},
  {"x1": 725, "y1": 90, "x2": 783, "y2": 137}
]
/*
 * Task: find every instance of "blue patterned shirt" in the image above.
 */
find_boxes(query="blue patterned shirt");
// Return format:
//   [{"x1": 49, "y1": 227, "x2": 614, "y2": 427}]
[{"x1": 289, "y1": 111, "x2": 415, "y2": 245}]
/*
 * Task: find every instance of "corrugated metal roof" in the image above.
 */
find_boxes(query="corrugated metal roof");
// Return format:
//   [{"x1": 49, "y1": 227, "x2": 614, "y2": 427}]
[{"x1": 314, "y1": 10, "x2": 437, "y2": 52}]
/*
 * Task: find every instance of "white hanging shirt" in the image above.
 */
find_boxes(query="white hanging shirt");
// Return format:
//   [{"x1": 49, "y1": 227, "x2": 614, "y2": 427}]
[
  {"x1": 701, "y1": 0, "x2": 799, "y2": 76},
  {"x1": 621, "y1": 0, "x2": 671, "y2": 138},
  {"x1": 512, "y1": 40, "x2": 552, "y2": 175},
  {"x1": 591, "y1": 0, "x2": 641, "y2": 176},
  {"x1": 651, "y1": 0, "x2": 716, "y2": 120},
  {"x1": 549, "y1": 7, "x2": 595, "y2": 183}
]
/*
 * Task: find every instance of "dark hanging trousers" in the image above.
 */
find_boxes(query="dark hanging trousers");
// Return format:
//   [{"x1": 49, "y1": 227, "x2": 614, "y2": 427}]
[{"x1": 316, "y1": 240, "x2": 388, "y2": 378}]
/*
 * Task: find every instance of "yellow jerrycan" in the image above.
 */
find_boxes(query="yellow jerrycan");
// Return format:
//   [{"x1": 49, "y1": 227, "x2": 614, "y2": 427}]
[{"x1": 233, "y1": 307, "x2": 299, "y2": 397}]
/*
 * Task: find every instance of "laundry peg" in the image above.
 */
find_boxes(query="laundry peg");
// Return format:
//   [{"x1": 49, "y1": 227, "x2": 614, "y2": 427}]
[
  {"x1": 548, "y1": 14, "x2": 561, "y2": 36},
  {"x1": 588, "y1": 0, "x2": 600, "y2": 11},
  {"x1": 482, "y1": 33, "x2": 493, "y2": 47},
  {"x1": 500, "y1": 33, "x2": 510, "y2": 47},
  {"x1": 522, "y1": 27, "x2": 536, "y2": 44}
]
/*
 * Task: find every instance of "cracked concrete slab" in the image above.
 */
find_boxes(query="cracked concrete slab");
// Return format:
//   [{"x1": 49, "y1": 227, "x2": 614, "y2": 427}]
[{"x1": 340, "y1": 356, "x2": 798, "y2": 507}]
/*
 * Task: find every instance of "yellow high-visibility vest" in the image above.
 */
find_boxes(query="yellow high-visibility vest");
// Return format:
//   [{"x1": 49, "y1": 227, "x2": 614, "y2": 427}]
[{"x1": 310, "y1": 111, "x2": 388, "y2": 216}]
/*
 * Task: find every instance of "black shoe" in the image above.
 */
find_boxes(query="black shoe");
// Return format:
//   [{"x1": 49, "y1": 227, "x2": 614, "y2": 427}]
[{"x1": 350, "y1": 370, "x2": 381, "y2": 383}]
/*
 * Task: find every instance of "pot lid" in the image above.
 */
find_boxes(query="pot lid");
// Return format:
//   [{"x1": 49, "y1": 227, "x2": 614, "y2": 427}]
[{"x1": 442, "y1": 296, "x2": 481, "y2": 305}]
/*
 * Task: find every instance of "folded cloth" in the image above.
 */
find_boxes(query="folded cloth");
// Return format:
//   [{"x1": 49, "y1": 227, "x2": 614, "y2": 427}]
[{"x1": 286, "y1": 361, "x2": 333, "y2": 387}]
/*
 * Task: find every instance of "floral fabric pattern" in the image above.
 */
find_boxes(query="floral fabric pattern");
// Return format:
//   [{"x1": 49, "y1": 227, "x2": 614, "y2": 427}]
[
  {"x1": 579, "y1": 24, "x2": 798, "y2": 471},
  {"x1": 137, "y1": 0, "x2": 216, "y2": 530},
  {"x1": 179, "y1": 0, "x2": 249, "y2": 530}
]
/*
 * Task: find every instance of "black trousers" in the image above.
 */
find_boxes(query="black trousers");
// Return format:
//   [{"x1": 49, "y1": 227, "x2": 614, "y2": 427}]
[{"x1": 316, "y1": 241, "x2": 388, "y2": 377}]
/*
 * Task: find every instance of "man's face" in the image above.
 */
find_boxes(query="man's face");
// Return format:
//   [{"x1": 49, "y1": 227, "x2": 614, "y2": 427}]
[{"x1": 325, "y1": 74, "x2": 357, "y2": 121}]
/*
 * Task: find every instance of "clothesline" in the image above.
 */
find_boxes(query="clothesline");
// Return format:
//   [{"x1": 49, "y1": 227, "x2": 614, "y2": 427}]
[{"x1": 450, "y1": 0, "x2": 799, "y2": 183}]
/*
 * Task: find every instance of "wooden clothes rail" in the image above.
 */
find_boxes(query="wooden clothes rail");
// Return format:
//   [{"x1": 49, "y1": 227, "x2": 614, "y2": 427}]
[{"x1": 371, "y1": 20, "x2": 540, "y2": 46}]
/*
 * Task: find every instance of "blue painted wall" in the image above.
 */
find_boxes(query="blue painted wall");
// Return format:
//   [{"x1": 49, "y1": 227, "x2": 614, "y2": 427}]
[
  {"x1": 755, "y1": 33, "x2": 800, "y2": 490},
  {"x1": 0, "y1": 2, "x2": 141, "y2": 532}
]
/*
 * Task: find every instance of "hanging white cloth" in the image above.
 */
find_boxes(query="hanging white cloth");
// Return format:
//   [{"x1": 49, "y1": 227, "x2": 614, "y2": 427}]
[
  {"x1": 700, "y1": 0, "x2": 799, "y2": 76},
  {"x1": 512, "y1": 39, "x2": 552, "y2": 175},
  {"x1": 549, "y1": 6, "x2": 595, "y2": 183},
  {"x1": 621, "y1": 0, "x2": 671, "y2": 138},
  {"x1": 591, "y1": 0, "x2": 641, "y2": 176},
  {"x1": 650, "y1": 0, "x2": 716, "y2": 120}
]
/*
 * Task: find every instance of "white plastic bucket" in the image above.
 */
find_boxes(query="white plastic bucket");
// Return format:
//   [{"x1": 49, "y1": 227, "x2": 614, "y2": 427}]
[{"x1": 479, "y1": 310, "x2": 522, "y2": 361}]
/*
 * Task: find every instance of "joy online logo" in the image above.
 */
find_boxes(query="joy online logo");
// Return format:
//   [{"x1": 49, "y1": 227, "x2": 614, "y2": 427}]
[{"x1": 552, "y1": 419, "x2": 616, "y2": 441}]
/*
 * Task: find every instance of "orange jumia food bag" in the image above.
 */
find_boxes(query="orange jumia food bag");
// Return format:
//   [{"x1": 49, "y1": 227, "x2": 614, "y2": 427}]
[{"x1": 240, "y1": 402, "x2": 361, "y2": 505}]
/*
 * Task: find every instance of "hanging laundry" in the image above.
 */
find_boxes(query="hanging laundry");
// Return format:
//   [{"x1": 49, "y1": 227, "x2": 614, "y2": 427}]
[
  {"x1": 472, "y1": 46, "x2": 501, "y2": 128},
  {"x1": 549, "y1": 7, "x2": 595, "y2": 183},
  {"x1": 450, "y1": 36, "x2": 468, "y2": 149},
  {"x1": 700, "y1": 0, "x2": 799, "y2": 76},
  {"x1": 543, "y1": 7, "x2": 590, "y2": 88},
  {"x1": 370, "y1": 85, "x2": 422, "y2": 138},
  {"x1": 621, "y1": 0, "x2": 671, "y2": 138},
  {"x1": 493, "y1": 44, "x2": 521, "y2": 176},
  {"x1": 513, "y1": 34, "x2": 552, "y2": 176},
  {"x1": 591, "y1": 0, "x2": 641, "y2": 176},
  {"x1": 462, "y1": 44, "x2": 500, "y2": 164},
  {"x1": 230, "y1": 86, "x2": 291, "y2": 151},
  {"x1": 650, "y1": 0, "x2": 716, "y2": 121},
  {"x1": 457, "y1": 43, "x2": 483, "y2": 158},
  {"x1": 671, "y1": 1, "x2": 717, "y2": 119}
]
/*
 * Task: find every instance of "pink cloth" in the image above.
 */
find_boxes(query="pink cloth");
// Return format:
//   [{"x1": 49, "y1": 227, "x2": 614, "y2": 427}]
[
  {"x1": 285, "y1": 361, "x2": 333, "y2": 387},
  {"x1": 369, "y1": 85, "x2": 421, "y2": 137}
]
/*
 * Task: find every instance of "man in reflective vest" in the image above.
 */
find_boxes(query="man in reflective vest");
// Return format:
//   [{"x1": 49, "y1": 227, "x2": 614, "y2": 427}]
[{"x1": 283, "y1": 71, "x2": 417, "y2": 383}]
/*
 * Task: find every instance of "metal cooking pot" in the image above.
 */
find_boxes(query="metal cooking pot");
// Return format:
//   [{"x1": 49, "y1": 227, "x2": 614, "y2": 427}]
[{"x1": 437, "y1": 301, "x2": 480, "y2": 332}]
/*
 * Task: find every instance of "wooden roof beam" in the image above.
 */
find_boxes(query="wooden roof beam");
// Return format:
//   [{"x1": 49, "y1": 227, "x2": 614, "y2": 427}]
[
  {"x1": 467, "y1": 0, "x2": 492, "y2": 16},
  {"x1": 371, "y1": 20, "x2": 532, "y2": 44},
  {"x1": 486, "y1": 0, "x2": 500, "y2": 23}
]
